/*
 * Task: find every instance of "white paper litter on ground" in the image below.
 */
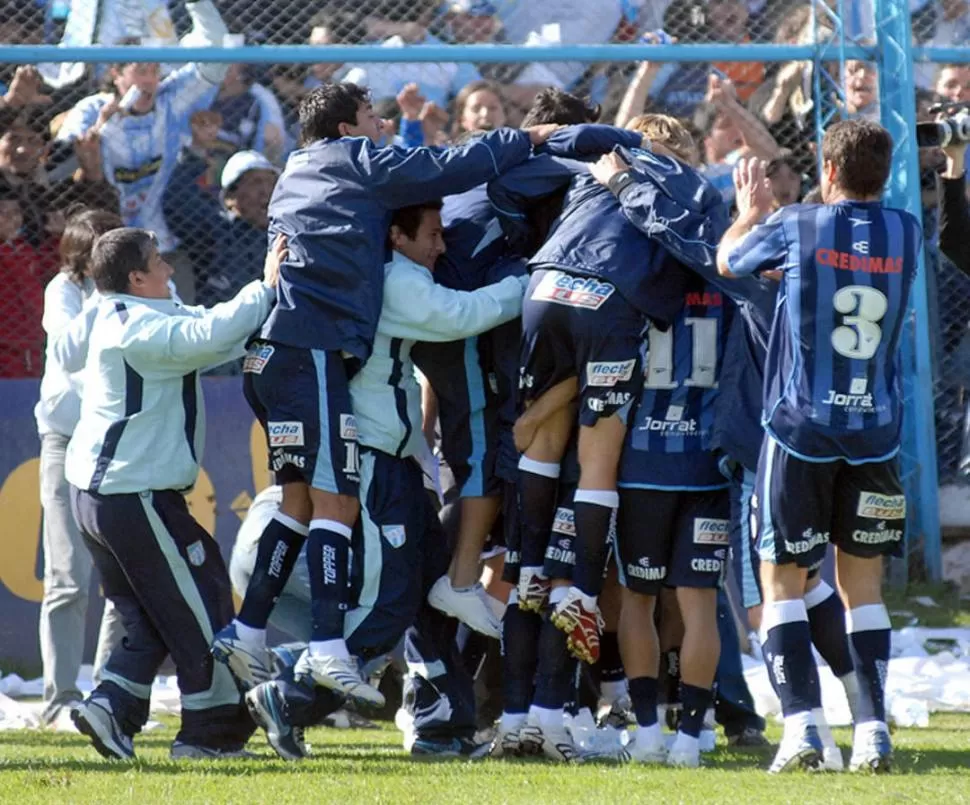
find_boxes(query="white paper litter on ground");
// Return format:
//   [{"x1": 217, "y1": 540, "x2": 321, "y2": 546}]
[
  {"x1": 0, "y1": 664, "x2": 180, "y2": 731},
  {"x1": 3, "y1": 628, "x2": 969, "y2": 732},
  {"x1": 744, "y1": 627, "x2": 970, "y2": 727}
]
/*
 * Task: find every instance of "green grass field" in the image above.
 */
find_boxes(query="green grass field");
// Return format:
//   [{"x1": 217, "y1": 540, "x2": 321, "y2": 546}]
[{"x1": 0, "y1": 715, "x2": 968, "y2": 804}]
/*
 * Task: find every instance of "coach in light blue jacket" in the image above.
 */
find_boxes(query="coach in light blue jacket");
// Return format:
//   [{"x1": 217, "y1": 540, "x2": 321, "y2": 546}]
[{"x1": 63, "y1": 228, "x2": 279, "y2": 762}]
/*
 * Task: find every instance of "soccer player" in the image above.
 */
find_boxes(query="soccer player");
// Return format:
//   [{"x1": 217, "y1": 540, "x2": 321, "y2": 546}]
[
  {"x1": 240, "y1": 199, "x2": 528, "y2": 759},
  {"x1": 63, "y1": 228, "x2": 281, "y2": 760},
  {"x1": 416, "y1": 123, "x2": 649, "y2": 639},
  {"x1": 717, "y1": 120, "x2": 920, "y2": 773},
  {"x1": 212, "y1": 82, "x2": 552, "y2": 701},
  {"x1": 613, "y1": 275, "x2": 733, "y2": 769},
  {"x1": 715, "y1": 251, "x2": 861, "y2": 771},
  {"x1": 616, "y1": 116, "x2": 853, "y2": 765},
  {"x1": 490, "y1": 130, "x2": 737, "y2": 666}
]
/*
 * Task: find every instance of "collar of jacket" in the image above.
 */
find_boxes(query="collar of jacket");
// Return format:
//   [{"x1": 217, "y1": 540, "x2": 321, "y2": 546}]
[
  {"x1": 387, "y1": 249, "x2": 432, "y2": 276},
  {"x1": 100, "y1": 292, "x2": 184, "y2": 314}
]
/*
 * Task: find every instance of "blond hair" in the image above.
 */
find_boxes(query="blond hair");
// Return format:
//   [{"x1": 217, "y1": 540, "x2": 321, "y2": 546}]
[{"x1": 624, "y1": 114, "x2": 697, "y2": 165}]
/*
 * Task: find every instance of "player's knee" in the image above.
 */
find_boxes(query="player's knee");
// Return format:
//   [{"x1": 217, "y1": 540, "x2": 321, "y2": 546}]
[
  {"x1": 676, "y1": 586, "x2": 718, "y2": 626},
  {"x1": 759, "y1": 560, "x2": 808, "y2": 603},
  {"x1": 834, "y1": 550, "x2": 884, "y2": 608},
  {"x1": 620, "y1": 586, "x2": 657, "y2": 618},
  {"x1": 280, "y1": 481, "x2": 312, "y2": 523},
  {"x1": 308, "y1": 488, "x2": 359, "y2": 526}
]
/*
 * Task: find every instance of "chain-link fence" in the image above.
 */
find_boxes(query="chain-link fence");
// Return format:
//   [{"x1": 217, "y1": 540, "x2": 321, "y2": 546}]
[{"x1": 0, "y1": 0, "x2": 964, "y2": 561}]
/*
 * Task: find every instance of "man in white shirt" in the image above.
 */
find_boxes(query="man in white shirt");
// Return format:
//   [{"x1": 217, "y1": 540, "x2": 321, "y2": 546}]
[{"x1": 65, "y1": 227, "x2": 280, "y2": 761}]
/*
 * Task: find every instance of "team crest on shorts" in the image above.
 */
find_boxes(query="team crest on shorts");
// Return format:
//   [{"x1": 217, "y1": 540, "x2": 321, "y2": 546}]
[
  {"x1": 382, "y1": 525, "x2": 406, "y2": 548},
  {"x1": 243, "y1": 344, "x2": 274, "y2": 374},
  {"x1": 531, "y1": 271, "x2": 615, "y2": 310},
  {"x1": 340, "y1": 414, "x2": 358, "y2": 441},
  {"x1": 186, "y1": 540, "x2": 206, "y2": 567}
]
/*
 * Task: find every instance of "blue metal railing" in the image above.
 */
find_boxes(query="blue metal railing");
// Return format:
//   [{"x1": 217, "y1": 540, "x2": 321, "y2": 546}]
[{"x1": 0, "y1": 9, "x2": 953, "y2": 580}]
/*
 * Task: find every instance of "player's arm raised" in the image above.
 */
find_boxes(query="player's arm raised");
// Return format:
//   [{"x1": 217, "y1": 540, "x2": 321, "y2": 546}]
[{"x1": 717, "y1": 157, "x2": 782, "y2": 278}]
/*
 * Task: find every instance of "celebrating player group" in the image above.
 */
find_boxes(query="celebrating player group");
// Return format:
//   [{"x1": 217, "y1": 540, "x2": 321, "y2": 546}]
[{"x1": 60, "y1": 78, "x2": 916, "y2": 774}]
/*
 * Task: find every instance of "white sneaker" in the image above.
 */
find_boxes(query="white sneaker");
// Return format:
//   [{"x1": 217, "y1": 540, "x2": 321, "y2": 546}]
[
  {"x1": 620, "y1": 735, "x2": 667, "y2": 764},
  {"x1": 849, "y1": 724, "x2": 892, "y2": 773},
  {"x1": 294, "y1": 650, "x2": 385, "y2": 707},
  {"x1": 822, "y1": 744, "x2": 845, "y2": 771},
  {"x1": 666, "y1": 733, "x2": 701, "y2": 768},
  {"x1": 427, "y1": 576, "x2": 501, "y2": 638},
  {"x1": 490, "y1": 726, "x2": 523, "y2": 758},
  {"x1": 71, "y1": 697, "x2": 135, "y2": 760},
  {"x1": 768, "y1": 726, "x2": 823, "y2": 774},
  {"x1": 211, "y1": 623, "x2": 273, "y2": 691},
  {"x1": 519, "y1": 722, "x2": 582, "y2": 762}
]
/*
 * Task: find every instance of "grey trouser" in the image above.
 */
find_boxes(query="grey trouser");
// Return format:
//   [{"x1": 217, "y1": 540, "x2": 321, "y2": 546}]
[{"x1": 39, "y1": 431, "x2": 125, "y2": 723}]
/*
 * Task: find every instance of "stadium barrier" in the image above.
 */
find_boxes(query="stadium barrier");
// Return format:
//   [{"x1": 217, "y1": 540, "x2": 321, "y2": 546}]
[{"x1": 1, "y1": 1, "x2": 966, "y2": 666}]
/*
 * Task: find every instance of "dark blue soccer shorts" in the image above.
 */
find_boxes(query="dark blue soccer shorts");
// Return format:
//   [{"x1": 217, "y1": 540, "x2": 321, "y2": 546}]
[
  {"x1": 243, "y1": 340, "x2": 359, "y2": 497},
  {"x1": 615, "y1": 488, "x2": 730, "y2": 595},
  {"x1": 520, "y1": 269, "x2": 646, "y2": 428},
  {"x1": 753, "y1": 435, "x2": 906, "y2": 571}
]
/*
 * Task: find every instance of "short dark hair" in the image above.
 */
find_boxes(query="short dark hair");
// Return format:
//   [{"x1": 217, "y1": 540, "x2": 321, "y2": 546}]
[
  {"x1": 90, "y1": 227, "x2": 157, "y2": 294},
  {"x1": 765, "y1": 152, "x2": 799, "y2": 179},
  {"x1": 520, "y1": 88, "x2": 600, "y2": 127},
  {"x1": 821, "y1": 119, "x2": 892, "y2": 198},
  {"x1": 299, "y1": 82, "x2": 371, "y2": 146},
  {"x1": 60, "y1": 209, "x2": 124, "y2": 285},
  {"x1": 390, "y1": 200, "x2": 443, "y2": 241}
]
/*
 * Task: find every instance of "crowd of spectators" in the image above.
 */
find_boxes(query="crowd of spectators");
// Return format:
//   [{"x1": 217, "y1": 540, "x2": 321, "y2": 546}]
[{"x1": 0, "y1": 0, "x2": 969, "y2": 426}]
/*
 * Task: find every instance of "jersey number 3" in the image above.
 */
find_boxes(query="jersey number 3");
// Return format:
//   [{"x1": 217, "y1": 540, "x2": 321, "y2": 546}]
[{"x1": 831, "y1": 285, "x2": 887, "y2": 361}]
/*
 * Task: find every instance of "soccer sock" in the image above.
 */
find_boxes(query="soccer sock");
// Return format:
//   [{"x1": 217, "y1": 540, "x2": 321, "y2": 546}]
[
  {"x1": 500, "y1": 594, "x2": 541, "y2": 715},
  {"x1": 660, "y1": 647, "x2": 682, "y2": 706},
  {"x1": 761, "y1": 599, "x2": 822, "y2": 723},
  {"x1": 237, "y1": 513, "x2": 309, "y2": 631},
  {"x1": 679, "y1": 683, "x2": 713, "y2": 739},
  {"x1": 628, "y1": 676, "x2": 659, "y2": 728},
  {"x1": 805, "y1": 581, "x2": 855, "y2": 678},
  {"x1": 306, "y1": 518, "x2": 352, "y2": 646},
  {"x1": 598, "y1": 630, "x2": 627, "y2": 704},
  {"x1": 533, "y1": 587, "x2": 577, "y2": 715},
  {"x1": 572, "y1": 489, "x2": 618, "y2": 598},
  {"x1": 517, "y1": 457, "x2": 560, "y2": 569},
  {"x1": 845, "y1": 604, "x2": 892, "y2": 728}
]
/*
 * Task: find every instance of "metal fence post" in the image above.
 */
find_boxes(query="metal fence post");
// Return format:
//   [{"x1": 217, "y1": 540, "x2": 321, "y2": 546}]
[{"x1": 876, "y1": 0, "x2": 943, "y2": 581}]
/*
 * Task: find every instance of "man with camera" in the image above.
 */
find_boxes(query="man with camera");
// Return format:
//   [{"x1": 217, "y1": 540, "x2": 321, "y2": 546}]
[{"x1": 939, "y1": 133, "x2": 969, "y2": 273}]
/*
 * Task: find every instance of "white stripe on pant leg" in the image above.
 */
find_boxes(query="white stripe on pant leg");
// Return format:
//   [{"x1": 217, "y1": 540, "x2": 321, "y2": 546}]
[
  {"x1": 406, "y1": 659, "x2": 448, "y2": 681},
  {"x1": 756, "y1": 440, "x2": 778, "y2": 564},
  {"x1": 311, "y1": 349, "x2": 339, "y2": 493},
  {"x1": 344, "y1": 451, "x2": 381, "y2": 641},
  {"x1": 99, "y1": 668, "x2": 152, "y2": 701},
  {"x1": 138, "y1": 495, "x2": 239, "y2": 711}
]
